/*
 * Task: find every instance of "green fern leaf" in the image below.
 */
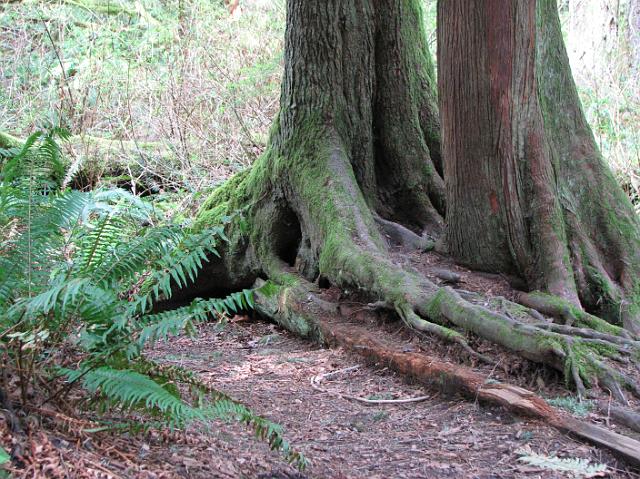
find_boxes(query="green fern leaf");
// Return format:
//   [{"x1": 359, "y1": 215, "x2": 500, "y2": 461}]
[{"x1": 77, "y1": 367, "x2": 203, "y2": 419}]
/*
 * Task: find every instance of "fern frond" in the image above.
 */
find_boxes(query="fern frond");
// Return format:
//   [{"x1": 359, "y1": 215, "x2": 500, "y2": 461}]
[
  {"x1": 74, "y1": 367, "x2": 204, "y2": 420},
  {"x1": 136, "y1": 291, "x2": 253, "y2": 346},
  {"x1": 46, "y1": 189, "x2": 94, "y2": 231},
  {"x1": 1, "y1": 130, "x2": 67, "y2": 185},
  {"x1": 132, "y1": 228, "x2": 223, "y2": 310},
  {"x1": 517, "y1": 449, "x2": 607, "y2": 477},
  {"x1": 0, "y1": 129, "x2": 304, "y2": 469},
  {"x1": 137, "y1": 311, "x2": 195, "y2": 346},
  {"x1": 97, "y1": 226, "x2": 182, "y2": 286},
  {"x1": 78, "y1": 214, "x2": 124, "y2": 273}
]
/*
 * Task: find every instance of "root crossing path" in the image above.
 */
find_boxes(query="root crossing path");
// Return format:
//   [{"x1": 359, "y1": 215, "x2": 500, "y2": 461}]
[{"x1": 146, "y1": 320, "x2": 638, "y2": 478}]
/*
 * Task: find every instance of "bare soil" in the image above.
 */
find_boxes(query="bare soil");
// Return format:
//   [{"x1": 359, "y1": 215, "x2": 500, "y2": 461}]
[
  {"x1": 2, "y1": 250, "x2": 639, "y2": 478},
  {"x1": 2, "y1": 316, "x2": 637, "y2": 478}
]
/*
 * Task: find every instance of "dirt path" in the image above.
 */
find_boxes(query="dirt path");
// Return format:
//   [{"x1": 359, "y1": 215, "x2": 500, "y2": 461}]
[
  {"x1": 2, "y1": 313, "x2": 638, "y2": 477},
  {"x1": 139, "y1": 320, "x2": 634, "y2": 478}
]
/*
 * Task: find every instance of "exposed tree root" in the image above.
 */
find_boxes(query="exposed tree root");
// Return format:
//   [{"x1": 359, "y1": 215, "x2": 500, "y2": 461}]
[
  {"x1": 374, "y1": 216, "x2": 434, "y2": 251},
  {"x1": 192, "y1": 128, "x2": 640, "y2": 409},
  {"x1": 329, "y1": 240, "x2": 640, "y2": 405},
  {"x1": 598, "y1": 401, "x2": 640, "y2": 434},
  {"x1": 430, "y1": 268, "x2": 461, "y2": 284},
  {"x1": 253, "y1": 276, "x2": 640, "y2": 467},
  {"x1": 517, "y1": 292, "x2": 637, "y2": 339},
  {"x1": 396, "y1": 304, "x2": 493, "y2": 364}
]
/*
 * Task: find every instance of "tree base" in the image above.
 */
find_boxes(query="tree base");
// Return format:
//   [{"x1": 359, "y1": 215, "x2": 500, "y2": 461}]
[{"x1": 187, "y1": 57, "x2": 640, "y2": 465}]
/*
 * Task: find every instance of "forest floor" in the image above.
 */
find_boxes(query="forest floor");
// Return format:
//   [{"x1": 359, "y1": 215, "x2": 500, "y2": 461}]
[{"x1": 3, "y1": 251, "x2": 640, "y2": 478}]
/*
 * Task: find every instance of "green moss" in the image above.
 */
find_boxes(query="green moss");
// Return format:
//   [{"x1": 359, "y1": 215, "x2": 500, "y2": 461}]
[
  {"x1": 576, "y1": 313, "x2": 627, "y2": 336},
  {"x1": 254, "y1": 278, "x2": 324, "y2": 342},
  {"x1": 0, "y1": 131, "x2": 22, "y2": 149},
  {"x1": 423, "y1": 288, "x2": 447, "y2": 323},
  {"x1": 562, "y1": 338, "x2": 620, "y2": 389},
  {"x1": 256, "y1": 280, "x2": 281, "y2": 299},
  {"x1": 194, "y1": 169, "x2": 252, "y2": 230}
]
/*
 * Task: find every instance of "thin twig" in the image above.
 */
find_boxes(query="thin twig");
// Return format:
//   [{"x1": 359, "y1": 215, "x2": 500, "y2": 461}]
[{"x1": 310, "y1": 366, "x2": 429, "y2": 405}]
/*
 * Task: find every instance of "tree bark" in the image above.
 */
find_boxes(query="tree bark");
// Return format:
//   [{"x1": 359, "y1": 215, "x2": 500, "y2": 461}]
[
  {"x1": 185, "y1": 0, "x2": 640, "y2": 432},
  {"x1": 194, "y1": 0, "x2": 444, "y2": 286},
  {"x1": 439, "y1": 0, "x2": 640, "y2": 334}
]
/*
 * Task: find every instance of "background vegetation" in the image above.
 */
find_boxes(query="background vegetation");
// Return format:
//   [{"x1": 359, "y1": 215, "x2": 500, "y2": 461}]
[{"x1": 1, "y1": 0, "x2": 638, "y2": 213}]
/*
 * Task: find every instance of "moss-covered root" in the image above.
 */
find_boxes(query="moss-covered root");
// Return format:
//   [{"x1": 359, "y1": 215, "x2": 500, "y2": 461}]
[
  {"x1": 252, "y1": 278, "x2": 326, "y2": 343},
  {"x1": 516, "y1": 291, "x2": 638, "y2": 340},
  {"x1": 318, "y1": 225, "x2": 640, "y2": 403},
  {"x1": 416, "y1": 287, "x2": 640, "y2": 403},
  {"x1": 340, "y1": 258, "x2": 640, "y2": 403},
  {"x1": 0, "y1": 131, "x2": 21, "y2": 149},
  {"x1": 252, "y1": 272, "x2": 640, "y2": 467},
  {"x1": 396, "y1": 303, "x2": 492, "y2": 363}
]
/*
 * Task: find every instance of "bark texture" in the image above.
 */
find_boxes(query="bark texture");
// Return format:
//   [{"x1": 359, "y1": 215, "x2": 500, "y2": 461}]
[
  {"x1": 195, "y1": 0, "x2": 444, "y2": 285},
  {"x1": 439, "y1": 0, "x2": 640, "y2": 333},
  {"x1": 185, "y1": 0, "x2": 640, "y2": 431}
]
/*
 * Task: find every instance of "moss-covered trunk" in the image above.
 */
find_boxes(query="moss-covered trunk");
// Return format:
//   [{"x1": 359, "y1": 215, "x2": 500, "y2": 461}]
[
  {"x1": 439, "y1": 0, "x2": 640, "y2": 334},
  {"x1": 188, "y1": 0, "x2": 640, "y2": 414},
  {"x1": 194, "y1": 0, "x2": 443, "y2": 289}
]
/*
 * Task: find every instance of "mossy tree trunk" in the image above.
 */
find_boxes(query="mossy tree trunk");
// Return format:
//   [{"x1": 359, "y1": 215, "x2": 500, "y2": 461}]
[
  {"x1": 195, "y1": 0, "x2": 444, "y2": 287},
  {"x1": 191, "y1": 0, "x2": 640, "y2": 407},
  {"x1": 439, "y1": 0, "x2": 640, "y2": 334}
]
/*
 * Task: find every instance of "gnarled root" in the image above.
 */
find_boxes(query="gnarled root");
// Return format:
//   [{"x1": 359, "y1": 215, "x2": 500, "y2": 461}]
[
  {"x1": 310, "y1": 207, "x2": 640, "y2": 406},
  {"x1": 252, "y1": 274, "x2": 640, "y2": 466},
  {"x1": 195, "y1": 130, "x2": 640, "y2": 463},
  {"x1": 412, "y1": 286, "x2": 640, "y2": 404}
]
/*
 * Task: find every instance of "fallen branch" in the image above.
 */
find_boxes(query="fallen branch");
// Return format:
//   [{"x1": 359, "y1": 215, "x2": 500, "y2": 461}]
[
  {"x1": 0, "y1": 130, "x2": 169, "y2": 157},
  {"x1": 431, "y1": 268, "x2": 461, "y2": 284},
  {"x1": 597, "y1": 401, "x2": 640, "y2": 434},
  {"x1": 0, "y1": 131, "x2": 21, "y2": 149}
]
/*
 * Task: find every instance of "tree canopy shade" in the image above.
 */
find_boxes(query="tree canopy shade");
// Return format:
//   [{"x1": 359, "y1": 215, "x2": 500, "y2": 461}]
[{"x1": 189, "y1": 0, "x2": 640, "y2": 463}]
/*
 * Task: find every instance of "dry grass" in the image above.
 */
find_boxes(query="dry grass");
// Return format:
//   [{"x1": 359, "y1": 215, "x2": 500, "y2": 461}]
[
  {"x1": 0, "y1": 0, "x2": 285, "y2": 211},
  {"x1": 0, "y1": 0, "x2": 638, "y2": 211}
]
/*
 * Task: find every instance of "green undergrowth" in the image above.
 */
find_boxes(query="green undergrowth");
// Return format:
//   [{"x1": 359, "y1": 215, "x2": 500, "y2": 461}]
[
  {"x1": 0, "y1": 130, "x2": 307, "y2": 470},
  {"x1": 547, "y1": 396, "x2": 594, "y2": 416},
  {"x1": 0, "y1": 0, "x2": 286, "y2": 197}
]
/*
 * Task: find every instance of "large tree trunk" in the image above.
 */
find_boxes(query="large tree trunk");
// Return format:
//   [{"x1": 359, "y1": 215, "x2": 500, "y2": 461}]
[
  {"x1": 187, "y1": 0, "x2": 640, "y2": 439},
  {"x1": 439, "y1": 0, "x2": 640, "y2": 334},
  {"x1": 194, "y1": 0, "x2": 444, "y2": 286}
]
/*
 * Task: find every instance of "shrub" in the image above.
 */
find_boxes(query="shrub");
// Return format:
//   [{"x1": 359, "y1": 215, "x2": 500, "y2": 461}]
[{"x1": 0, "y1": 129, "x2": 306, "y2": 469}]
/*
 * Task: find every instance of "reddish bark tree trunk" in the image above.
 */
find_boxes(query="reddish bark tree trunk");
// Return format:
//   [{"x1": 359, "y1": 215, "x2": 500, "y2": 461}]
[{"x1": 439, "y1": 0, "x2": 640, "y2": 333}]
